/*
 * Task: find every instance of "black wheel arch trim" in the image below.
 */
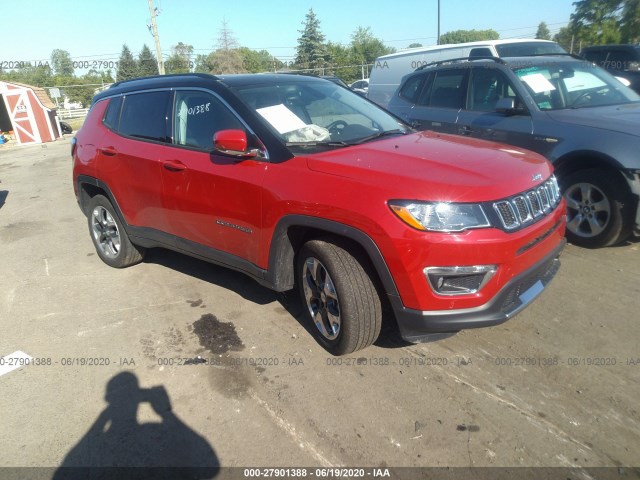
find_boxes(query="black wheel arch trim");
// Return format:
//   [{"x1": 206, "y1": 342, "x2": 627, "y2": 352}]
[
  {"x1": 76, "y1": 178, "x2": 400, "y2": 297},
  {"x1": 266, "y1": 215, "x2": 400, "y2": 297}
]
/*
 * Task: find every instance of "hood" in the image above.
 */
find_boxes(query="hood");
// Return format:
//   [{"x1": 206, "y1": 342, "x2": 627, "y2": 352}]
[
  {"x1": 545, "y1": 103, "x2": 640, "y2": 137},
  {"x1": 305, "y1": 131, "x2": 553, "y2": 203}
]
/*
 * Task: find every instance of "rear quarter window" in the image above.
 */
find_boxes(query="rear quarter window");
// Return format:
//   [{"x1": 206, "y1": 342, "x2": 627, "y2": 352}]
[
  {"x1": 102, "y1": 96, "x2": 122, "y2": 130},
  {"x1": 399, "y1": 74, "x2": 427, "y2": 102},
  {"x1": 119, "y1": 91, "x2": 172, "y2": 143}
]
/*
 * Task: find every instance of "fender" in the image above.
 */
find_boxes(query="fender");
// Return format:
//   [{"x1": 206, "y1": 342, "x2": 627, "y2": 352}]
[{"x1": 265, "y1": 215, "x2": 400, "y2": 297}]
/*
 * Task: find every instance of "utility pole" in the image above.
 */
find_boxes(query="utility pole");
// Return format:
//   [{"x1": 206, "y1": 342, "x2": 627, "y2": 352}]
[
  {"x1": 437, "y1": 0, "x2": 441, "y2": 45},
  {"x1": 148, "y1": 0, "x2": 165, "y2": 74}
]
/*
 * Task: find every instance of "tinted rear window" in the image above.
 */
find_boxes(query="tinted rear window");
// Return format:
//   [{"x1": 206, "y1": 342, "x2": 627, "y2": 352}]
[
  {"x1": 102, "y1": 96, "x2": 122, "y2": 130},
  {"x1": 119, "y1": 91, "x2": 172, "y2": 142},
  {"x1": 496, "y1": 42, "x2": 566, "y2": 57}
]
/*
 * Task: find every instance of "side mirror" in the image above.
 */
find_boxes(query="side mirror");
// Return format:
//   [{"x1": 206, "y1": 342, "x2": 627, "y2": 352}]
[
  {"x1": 213, "y1": 129, "x2": 260, "y2": 159},
  {"x1": 495, "y1": 97, "x2": 527, "y2": 116}
]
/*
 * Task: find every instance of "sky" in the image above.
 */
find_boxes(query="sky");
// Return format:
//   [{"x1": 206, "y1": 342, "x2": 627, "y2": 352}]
[{"x1": 4, "y1": 0, "x2": 577, "y2": 70}]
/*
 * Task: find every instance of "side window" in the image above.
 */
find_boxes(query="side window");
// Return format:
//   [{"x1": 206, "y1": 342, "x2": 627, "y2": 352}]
[
  {"x1": 399, "y1": 74, "x2": 427, "y2": 103},
  {"x1": 174, "y1": 90, "x2": 245, "y2": 150},
  {"x1": 468, "y1": 68, "x2": 521, "y2": 112},
  {"x1": 102, "y1": 96, "x2": 122, "y2": 130},
  {"x1": 423, "y1": 71, "x2": 466, "y2": 109},
  {"x1": 119, "y1": 91, "x2": 172, "y2": 142}
]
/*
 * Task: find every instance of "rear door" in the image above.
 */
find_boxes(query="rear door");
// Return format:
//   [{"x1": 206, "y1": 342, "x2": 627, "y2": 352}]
[
  {"x1": 403, "y1": 69, "x2": 468, "y2": 134},
  {"x1": 98, "y1": 91, "x2": 173, "y2": 232}
]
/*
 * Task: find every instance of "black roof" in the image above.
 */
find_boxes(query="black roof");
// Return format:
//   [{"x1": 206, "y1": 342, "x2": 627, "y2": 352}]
[
  {"x1": 411, "y1": 54, "x2": 589, "y2": 74},
  {"x1": 93, "y1": 73, "x2": 332, "y2": 104}
]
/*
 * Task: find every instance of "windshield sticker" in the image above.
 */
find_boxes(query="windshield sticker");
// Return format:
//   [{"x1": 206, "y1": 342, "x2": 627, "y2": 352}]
[
  {"x1": 563, "y1": 72, "x2": 607, "y2": 92},
  {"x1": 256, "y1": 104, "x2": 307, "y2": 134},
  {"x1": 520, "y1": 73, "x2": 556, "y2": 94}
]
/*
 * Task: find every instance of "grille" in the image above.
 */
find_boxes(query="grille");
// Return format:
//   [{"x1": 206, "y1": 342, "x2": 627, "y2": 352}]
[
  {"x1": 493, "y1": 176, "x2": 561, "y2": 231},
  {"x1": 442, "y1": 274, "x2": 484, "y2": 292}
]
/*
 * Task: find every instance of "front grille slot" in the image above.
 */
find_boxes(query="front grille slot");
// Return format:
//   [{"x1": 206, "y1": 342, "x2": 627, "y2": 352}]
[{"x1": 526, "y1": 191, "x2": 543, "y2": 217}]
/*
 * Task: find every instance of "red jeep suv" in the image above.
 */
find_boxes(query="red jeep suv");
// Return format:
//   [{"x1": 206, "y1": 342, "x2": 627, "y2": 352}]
[{"x1": 72, "y1": 73, "x2": 566, "y2": 355}]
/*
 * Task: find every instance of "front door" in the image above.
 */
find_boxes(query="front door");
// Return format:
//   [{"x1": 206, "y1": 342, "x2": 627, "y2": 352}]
[{"x1": 160, "y1": 90, "x2": 267, "y2": 266}]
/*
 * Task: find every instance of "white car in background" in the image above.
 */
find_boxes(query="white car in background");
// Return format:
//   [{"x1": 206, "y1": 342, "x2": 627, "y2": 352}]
[{"x1": 349, "y1": 78, "x2": 369, "y2": 95}]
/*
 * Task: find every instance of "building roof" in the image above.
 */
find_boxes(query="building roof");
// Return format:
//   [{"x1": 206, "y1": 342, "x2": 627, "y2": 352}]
[{"x1": 0, "y1": 81, "x2": 57, "y2": 110}]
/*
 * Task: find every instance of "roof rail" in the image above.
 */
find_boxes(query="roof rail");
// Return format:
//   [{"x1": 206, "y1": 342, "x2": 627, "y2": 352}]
[
  {"x1": 415, "y1": 56, "x2": 505, "y2": 71},
  {"x1": 109, "y1": 72, "x2": 215, "y2": 89}
]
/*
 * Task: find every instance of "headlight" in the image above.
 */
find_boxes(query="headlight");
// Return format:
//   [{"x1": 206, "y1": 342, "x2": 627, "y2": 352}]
[{"x1": 389, "y1": 201, "x2": 491, "y2": 232}]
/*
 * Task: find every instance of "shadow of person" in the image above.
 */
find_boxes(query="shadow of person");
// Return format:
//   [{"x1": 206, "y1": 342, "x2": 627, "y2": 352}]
[{"x1": 53, "y1": 372, "x2": 219, "y2": 480}]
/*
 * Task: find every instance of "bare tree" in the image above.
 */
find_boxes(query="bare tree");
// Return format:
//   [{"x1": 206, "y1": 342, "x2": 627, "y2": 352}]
[{"x1": 210, "y1": 19, "x2": 246, "y2": 74}]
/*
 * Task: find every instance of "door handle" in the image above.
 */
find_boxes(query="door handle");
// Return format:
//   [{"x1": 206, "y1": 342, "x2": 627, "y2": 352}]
[
  {"x1": 163, "y1": 160, "x2": 187, "y2": 172},
  {"x1": 100, "y1": 147, "x2": 117, "y2": 156},
  {"x1": 458, "y1": 125, "x2": 473, "y2": 136}
]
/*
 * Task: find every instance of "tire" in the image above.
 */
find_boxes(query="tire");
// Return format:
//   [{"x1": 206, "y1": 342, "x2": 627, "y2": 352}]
[
  {"x1": 60, "y1": 121, "x2": 72, "y2": 134},
  {"x1": 561, "y1": 168, "x2": 633, "y2": 248},
  {"x1": 297, "y1": 238, "x2": 382, "y2": 355},
  {"x1": 87, "y1": 195, "x2": 145, "y2": 268}
]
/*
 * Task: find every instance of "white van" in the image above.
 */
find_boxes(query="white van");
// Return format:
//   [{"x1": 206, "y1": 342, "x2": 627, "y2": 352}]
[{"x1": 368, "y1": 39, "x2": 565, "y2": 108}]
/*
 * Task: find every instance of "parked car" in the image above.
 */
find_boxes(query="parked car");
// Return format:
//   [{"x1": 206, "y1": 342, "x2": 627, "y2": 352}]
[
  {"x1": 73, "y1": 73, "x2": 565, "y2": 355},
  {"x1": 580, "y1": 44, "x2": 640, "y2": 94},
  {"x1": 349, "y1": 79, "x2": 369, "y2": 96},
  {"x1": 319, "y1": 75, "x2": 350, "y2": 88},
  {"x1": 387, "y1": 55, "x2": 640, "y2": 248},
  {"x1": 368, "y1": 39, "x2": 566, "y2": 108}
]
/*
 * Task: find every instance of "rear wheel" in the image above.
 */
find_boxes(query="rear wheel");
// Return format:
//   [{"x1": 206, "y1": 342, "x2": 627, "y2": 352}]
[
  {"x1": 297, "y1": 239, "x2": 382, "y2": 355},
  {"x1": 561, "y1": 168, "x2": 633, "y2": 248},
  {"x1": 87, "y1": 195, "x2": 145, "y2": 268}
]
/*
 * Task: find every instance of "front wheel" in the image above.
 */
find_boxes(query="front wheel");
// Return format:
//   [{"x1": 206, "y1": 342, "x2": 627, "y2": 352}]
[
  {"x1": 561, "y1": 168, "x2": 633, "y2": 248},
  {"x1": 297, "y1": 239, "x2": 382, "y2": 355}
]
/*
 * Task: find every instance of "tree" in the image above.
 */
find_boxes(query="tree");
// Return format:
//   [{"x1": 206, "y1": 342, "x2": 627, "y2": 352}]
[
  {"x1": 407, "y1": 43, "x2": 423, "y2": 48},
  {"x1": 620, "y1": 0, "x2": 640, "y2": 43},
  {"x1": 439, "y1": 29, "x2": 500, "y2": 44},
  {"x1": 209, "y1": 20, "x2": 246, "y2": 74},
  {"x1": 116, "y1": 44, "x2": 138, "y2": 81},
  {"x1": 193, "y1": 53, "x2": 215, "y2": 73},
  {"x1": 350, "y1": 27, "x2": 394, "y2": 65},
  {"x1": 569, "y1": 0, "x2": 623, "y2": 44},
  {"x1": 325, "y1": 42, "x2": 353, "y2": 79},
  {"x1": 51, "y1": 49, "x2": 74, "y2": 77},
  {"x1": 165, "y1": 42, "x2": 194, "y2": 74},
  {"x1": 238, "y1": 47, "x2": 278, "y2": 73},
  {"x1": 536, "y1": 22, "x2": 552, "y2": 40},
  {"x1": 138, "y1": 44, "x2": 159, "y2": 77},
  {"x1": 553, "y1": 26, "x2": 576, "y2": 52},
  {"x1": 295, "y1": 8, "x2": 327, "y2": 72}
]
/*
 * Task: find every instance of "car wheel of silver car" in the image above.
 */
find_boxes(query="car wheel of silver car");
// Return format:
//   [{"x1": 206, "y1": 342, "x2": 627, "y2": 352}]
[
  {"x1": 87, "y1": 195, "x2": 145, "y2": 268},
  {"x1": 297, "y1": 238, "x2": 382, "y2": 355},
  {"x1": 562, "y1": 168, "x2": 633, "y2": 248}
]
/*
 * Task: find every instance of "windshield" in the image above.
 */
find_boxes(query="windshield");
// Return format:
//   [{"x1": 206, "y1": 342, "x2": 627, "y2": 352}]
[
  {"x1": 496, "y1": 42, "x2": 566, "y2": 57},
  {"x1": 230, "y1": 79, "x2": 408, "y2": 151},
  {"x1": 513, "y1": 60, "x2": 640, "y2": 110}
]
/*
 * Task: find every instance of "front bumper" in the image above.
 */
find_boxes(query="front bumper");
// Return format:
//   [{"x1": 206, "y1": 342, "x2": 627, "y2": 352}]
[{"x1": 390, "y1": 239, "x2": 565, "y2": 343}]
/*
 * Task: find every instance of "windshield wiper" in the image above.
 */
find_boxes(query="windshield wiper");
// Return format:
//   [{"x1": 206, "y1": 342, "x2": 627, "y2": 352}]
[
  {"x1": 285, "y1": 140, "x2": 350, "y2": 147},
  {"x1": 346, "y1": 129, "x2": 409, "y2": 145}
]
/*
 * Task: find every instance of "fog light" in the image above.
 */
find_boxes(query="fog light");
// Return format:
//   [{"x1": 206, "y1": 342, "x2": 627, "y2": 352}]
[{"x1": 424, "y1": 265, "x2": 497, "y2": 296}]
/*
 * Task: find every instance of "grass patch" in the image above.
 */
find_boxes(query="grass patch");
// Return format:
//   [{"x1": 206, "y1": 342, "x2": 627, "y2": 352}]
[{"x1": 61, "y1": 116, "x2": 87, "y2": 133}]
